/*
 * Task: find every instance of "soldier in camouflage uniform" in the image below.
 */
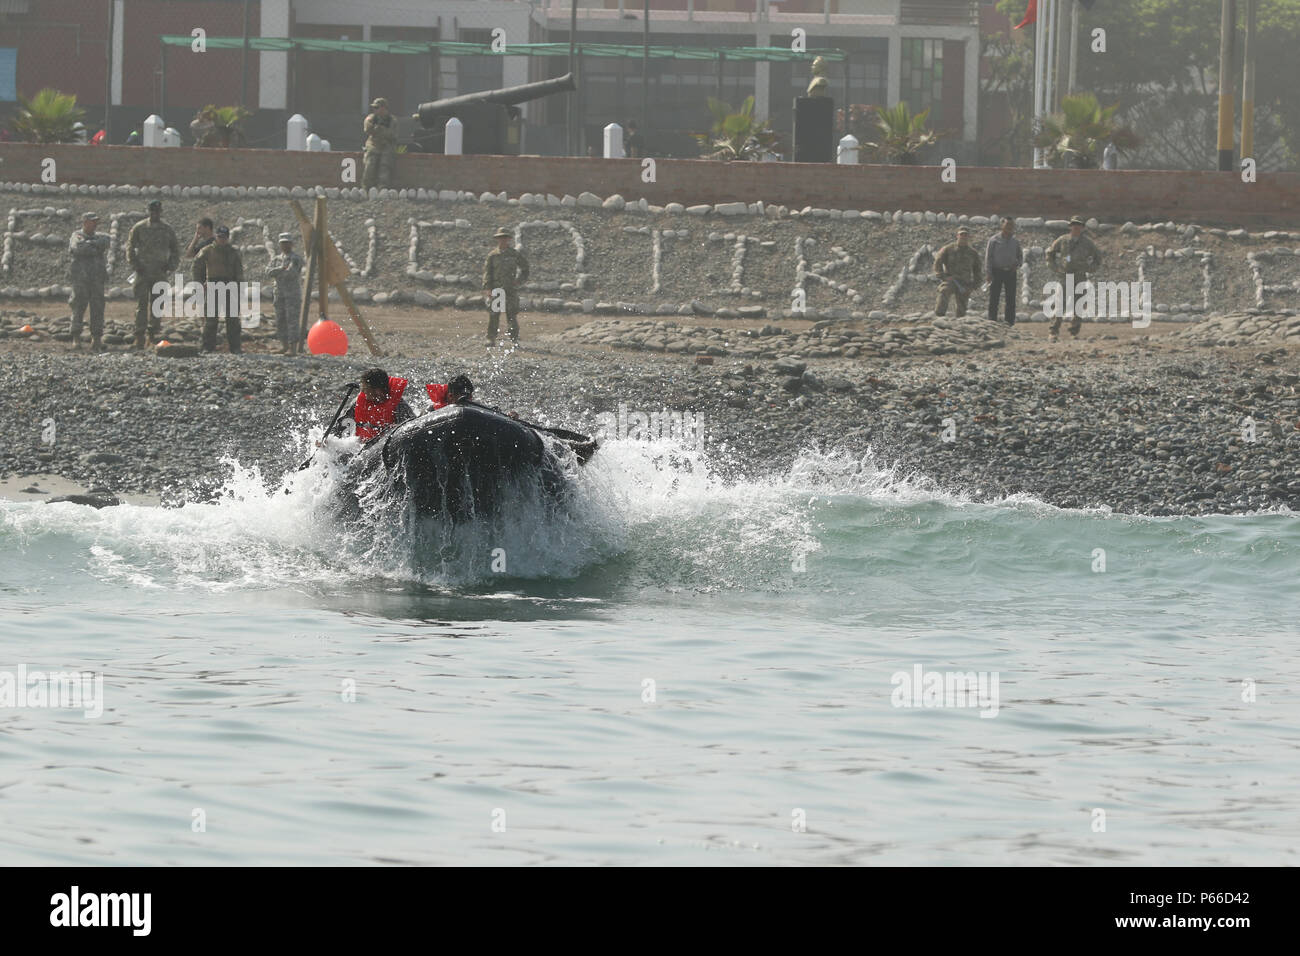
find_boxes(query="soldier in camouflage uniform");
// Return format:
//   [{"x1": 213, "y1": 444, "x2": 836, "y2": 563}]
[
  {"x1": 1046, "y1": 215, "x2": 1103, "y2": 340},
  {"x1": 126, "y1": 200, "x2": 180, "y2": 348},
  {"x1": 482, "y1": 228, "x2": 530, "y2": 345},
  {"x1": 933, "y1": 227, "x2": 983, "y2": 317},
  {"x1": 265, "y1": 232, "x2": 304, "y2": 353},
  {"x1": 193, "y1": 225, "x2": 245, "y2": 354},
  {"x1": 362, "y1": 97, "x2": 397, "y2": 190},
  {"x1": 68, "y1": 212, "x2": 109, "y2": 352}
]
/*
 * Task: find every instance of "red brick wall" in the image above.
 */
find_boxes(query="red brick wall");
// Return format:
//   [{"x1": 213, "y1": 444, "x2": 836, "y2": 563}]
[
  {"x1": 0, "y1": 0, "x2": 113, "y2": 107},
  {"x1": 1, "y1": 142, "x2": 1295, "y2": 229},
  {"x1": 121, "y1": 0, "x2": 260, "y2": 111}
]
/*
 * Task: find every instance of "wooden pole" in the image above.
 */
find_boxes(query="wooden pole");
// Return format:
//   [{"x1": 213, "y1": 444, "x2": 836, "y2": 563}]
[
  {"x1": 289, "y1": 198, "x2": 383, "y2": 356},
  {"x1": 313, "y1": 196, "x2": 329, "y2": 322},
  {"x1": 295, "y1": 233, "x2": 317, "y2": 354},
  {"x1": 336, "y1": 283, "x2": 384, "y2": 356}
]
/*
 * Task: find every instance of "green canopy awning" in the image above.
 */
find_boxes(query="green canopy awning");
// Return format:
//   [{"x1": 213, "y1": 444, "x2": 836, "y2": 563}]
[{"x1": 159, "y1": 35, "x2": 847, "y2": 62}]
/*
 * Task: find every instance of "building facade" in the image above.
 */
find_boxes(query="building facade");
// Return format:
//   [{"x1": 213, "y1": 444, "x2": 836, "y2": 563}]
[{"x1": 0, "y1": 0, "x2": 981, "y2": 159}]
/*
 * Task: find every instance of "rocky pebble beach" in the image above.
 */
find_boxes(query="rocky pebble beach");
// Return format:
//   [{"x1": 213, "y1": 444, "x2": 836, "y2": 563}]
[
  {"x1": 0, "y1": 177, "x2": 1296, "y2": 517},
  {"x1": 557, "y1": 315, "x2": 1010, "y2": 359},
  {"x1": 1, "y1": 305, "x2": 1297, "y2": 516}
]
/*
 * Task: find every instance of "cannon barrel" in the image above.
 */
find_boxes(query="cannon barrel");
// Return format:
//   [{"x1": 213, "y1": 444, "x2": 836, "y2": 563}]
[{"x1": 415, "y1": 73, "x2": 576, "y2": 126}]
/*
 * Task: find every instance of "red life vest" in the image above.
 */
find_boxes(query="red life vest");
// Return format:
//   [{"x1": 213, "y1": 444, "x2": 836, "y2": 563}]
[
  {"x1": 353, "y1": 376, "x2": 408, "y2": 441},
  {"x1": 426, "y1": 383, "x2": 450, "y2": 409}
]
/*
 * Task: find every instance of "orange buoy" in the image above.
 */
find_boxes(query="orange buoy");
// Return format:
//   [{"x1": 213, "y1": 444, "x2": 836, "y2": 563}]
[
  {"x1": 18, "y1": 324, "x2": 34, "y2": 333},
  {"x1": 306, "y1": 320, "x2": 348, "y2": 356}
]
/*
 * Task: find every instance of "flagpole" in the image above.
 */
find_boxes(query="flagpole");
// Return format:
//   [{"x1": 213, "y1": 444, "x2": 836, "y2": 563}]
[
  {"x1": 1068, "y1": 0, "x2": 1079, "y2": 95},
  {"x1": 1033, "y1": 1, "x2": 1046, "y2": 167},
  {"x1": 1045, "y1": 0, "x2": 1055, "y2": 121}
]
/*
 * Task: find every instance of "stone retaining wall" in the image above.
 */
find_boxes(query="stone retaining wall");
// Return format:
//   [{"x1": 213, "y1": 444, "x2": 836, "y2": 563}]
[{"x1": 1, "y1": 182, "x2": 1296, "y2": 321}]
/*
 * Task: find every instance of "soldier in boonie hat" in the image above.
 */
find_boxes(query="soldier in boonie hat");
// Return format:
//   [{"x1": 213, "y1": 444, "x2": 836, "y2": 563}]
[
  {"x1": 70, "y1": 209, "x2": 109, "y2": 351},
  {"x1": 267, "y1": 232, "x2": 304, "y2": 353},
  {"x1": 371, "y1": 97, "x2": 388, "y2": 110},
  {"x1": 1046, "y1": 216, "x2": 1103, "y2": 341},
  {"x1": 483, "y1": 227, "x2": 529, "y2": 345}
]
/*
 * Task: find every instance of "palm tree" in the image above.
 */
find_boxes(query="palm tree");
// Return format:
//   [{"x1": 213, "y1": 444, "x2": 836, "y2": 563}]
[
  {"x1": 193, "y1": 105, "x2": 251, "y2": 147},
  {"x1": 10, "y1": 88, "x2": 86, "y2": 144},
  {"x1": 864, "y1": 102, "x2": 939, "y2": 164},
  {"x1": 695, "y1": 96, "x2": 782, "y2": 161},
  {"x1": 1034, "y1": 92, "x2": 1140, "y2": 168}
]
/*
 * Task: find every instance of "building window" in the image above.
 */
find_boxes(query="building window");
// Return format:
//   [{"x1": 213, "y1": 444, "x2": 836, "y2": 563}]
[{"x1": 900, "y1": 37, "x2": 943, "y2": 127}]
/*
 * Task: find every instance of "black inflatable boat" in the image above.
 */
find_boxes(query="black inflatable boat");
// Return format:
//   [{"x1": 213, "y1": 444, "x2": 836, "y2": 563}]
[{"x1": 337, "y1": 403, "x2": 588, "y2": 520}]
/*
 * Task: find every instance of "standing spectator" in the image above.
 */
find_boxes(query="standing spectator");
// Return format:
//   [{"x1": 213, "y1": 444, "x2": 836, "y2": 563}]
[
  {"x1": 625, "y1": 120, "x2": 647, "y2": 158},
  {"x1": 125, "y1": 200, "x2": 179, "y2": 349},
  {"x1": 186, "y1": 217, "x2": 215, "y2": 259},
  {"x1": 482, "y1": 228, "x2": 529, "y2": 346},
  {"x1": 933, "y1": 227, "x2": 982, "y2": 318},
  {"x1": 193, "y1": 226, "x2": 245, "y2": 354},
  {"x1": 265, "y1": 232, "x2": 304, "y2": 353},
  {"x1": 1046, "y1": 216, "x2": 1103, "y2": 341},
  {"x1": 362, "y1": 97, "x2": 397, "y2": 189},
  {"x1": 68, "y1": 212, "x2": 109, "y2": 352},
  {"x1": 985, "y1": 217, "x2": 1023, "y2": 326}
]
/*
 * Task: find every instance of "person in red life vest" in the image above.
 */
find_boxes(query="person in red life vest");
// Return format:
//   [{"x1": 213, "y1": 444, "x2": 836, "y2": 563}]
[
  {"x1": 425, "y1": 374, "x2": 475, "y2": 410},
  {"x1": 335, "y1": 367, "x2": 416, "y2": 440}
]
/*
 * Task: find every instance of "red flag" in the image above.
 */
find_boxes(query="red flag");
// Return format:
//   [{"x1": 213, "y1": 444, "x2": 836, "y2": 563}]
[{"x1": 1014, "y1": 0, "x2": 1038, "y2": 30}]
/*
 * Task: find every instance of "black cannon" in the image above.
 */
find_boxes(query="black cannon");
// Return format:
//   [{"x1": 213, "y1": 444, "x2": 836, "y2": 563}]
[{"x1": 412, "y1": 73, "x2": 577, "y2": 155}]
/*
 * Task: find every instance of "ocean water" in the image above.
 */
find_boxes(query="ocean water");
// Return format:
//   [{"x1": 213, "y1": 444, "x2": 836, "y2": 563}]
[{"x1": 1, "y1": 433, "x2": 1297, "y2": 866}]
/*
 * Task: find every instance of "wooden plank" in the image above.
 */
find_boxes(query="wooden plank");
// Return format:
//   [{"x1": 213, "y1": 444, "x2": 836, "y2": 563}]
[
  {"x1": 289, "y1": 196, "x2": 383, "y2": 356},
  {"x1": 294, "y1": 239, "x2": 318, "y2": 354},
  {"x1": 335, "y1": 282, "x2": 384, "y2": 357},
  {"x1": 314, "y1": 197, "x2": 329, "y2": 323}
]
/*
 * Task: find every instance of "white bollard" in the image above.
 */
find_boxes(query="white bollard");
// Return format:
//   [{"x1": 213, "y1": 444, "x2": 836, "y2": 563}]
[
  {"x1": 161, "y1": 127, "x2": 181, "y2": 148},
  {"x1": 444, "y1": 117, "x2": 463, "y2": 155},
  {"x1": 837, "y1": 134, "x2": 859, "y2": 164},
  {"x1": 142, "y1": 114, "x2": 166, "y2": 147},
  {"x1": 286, "y1": 114, "x2": 309, "y2": 151},
  {"x1": 603, "y1": 123, "x2": 624, "y2": 159},
  {"x1": 305, "y1": 133, "x2": 323, "y2": 152}
]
